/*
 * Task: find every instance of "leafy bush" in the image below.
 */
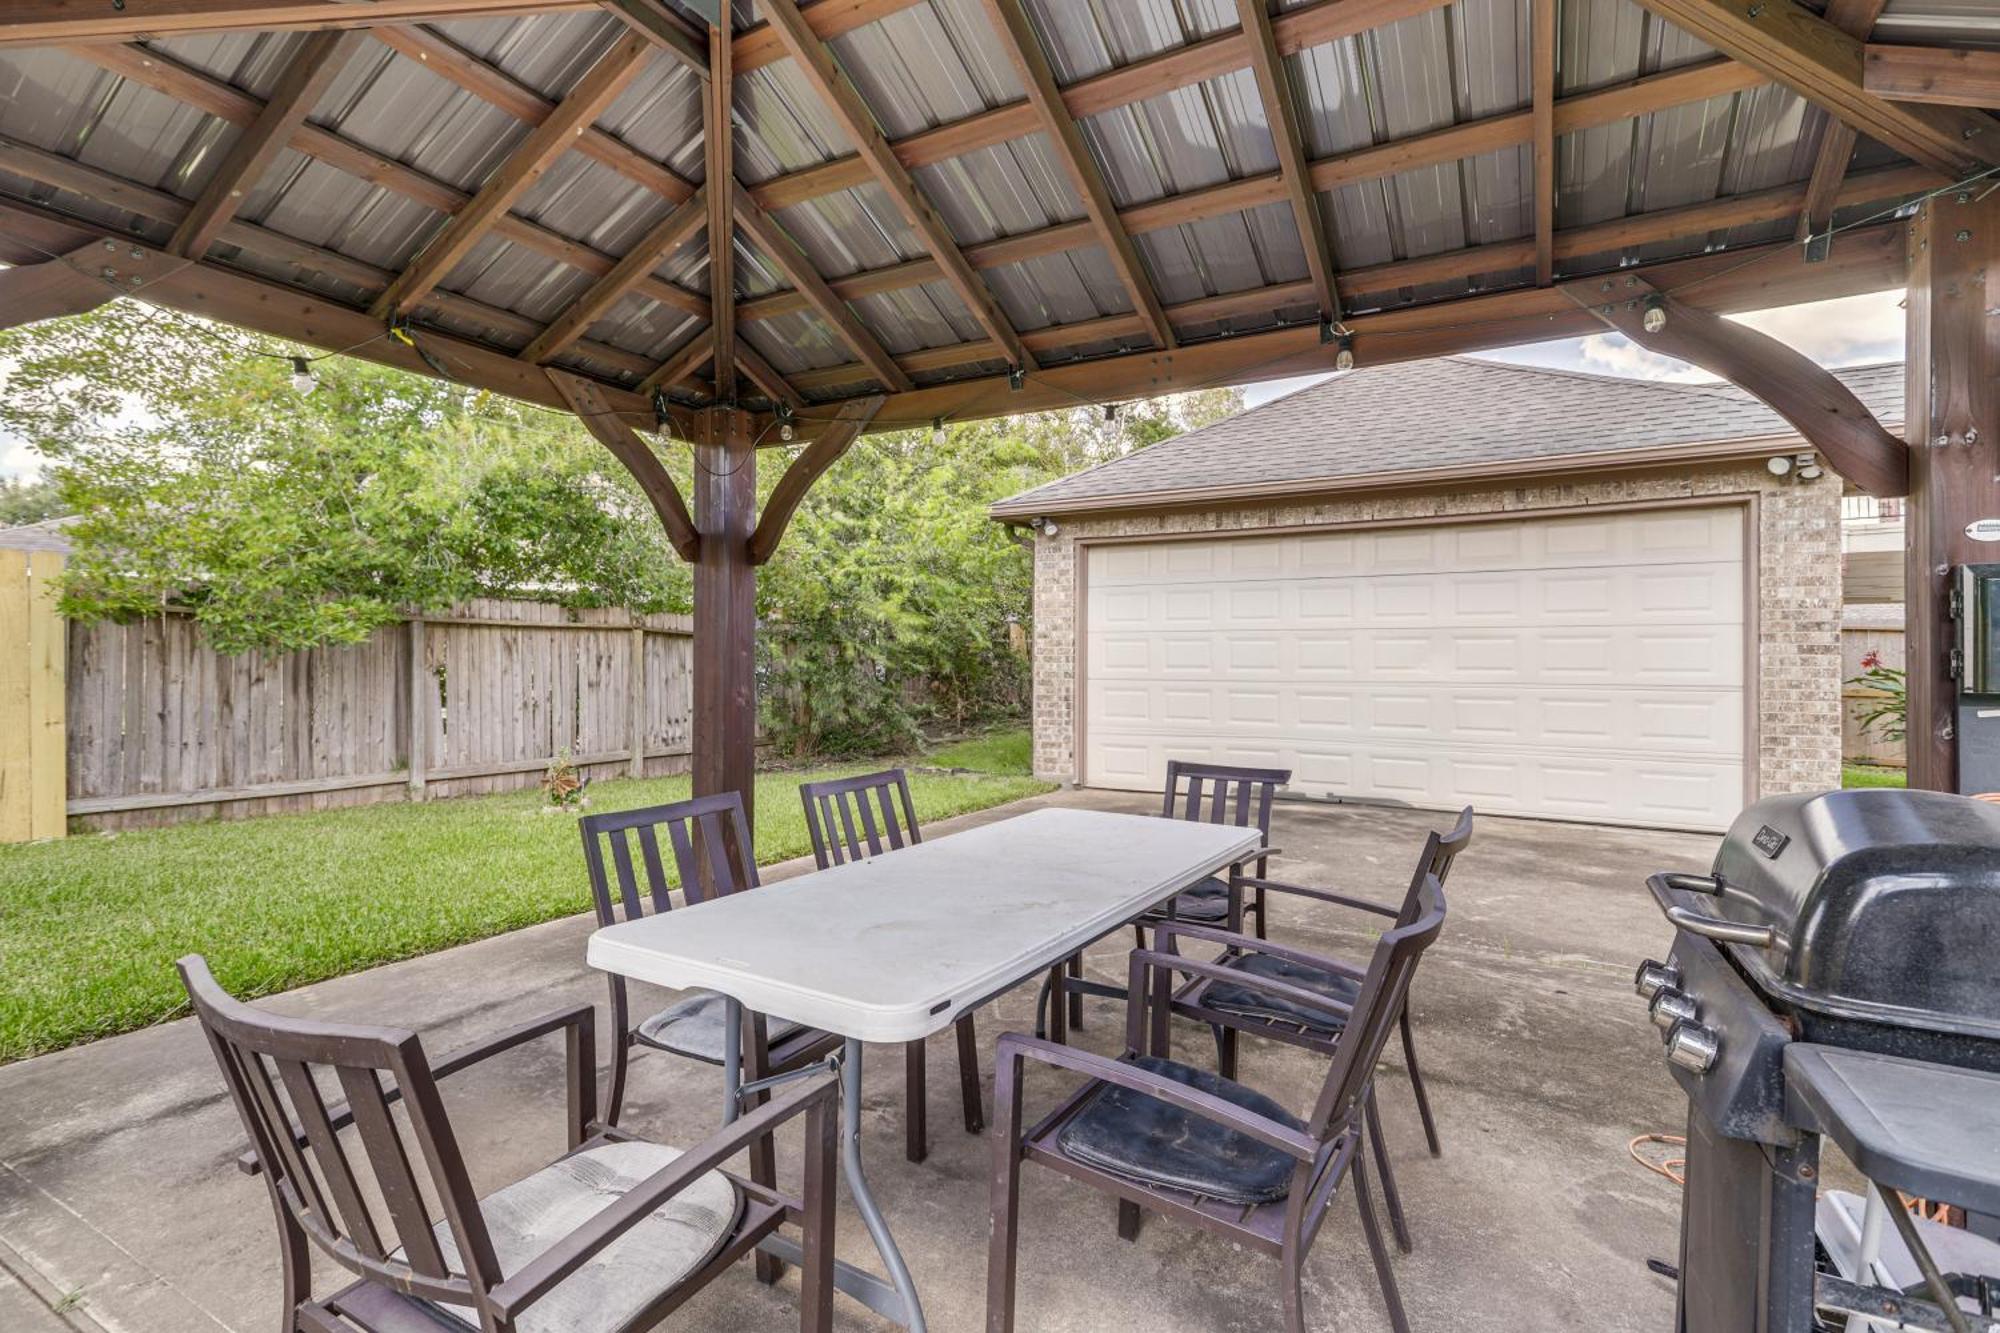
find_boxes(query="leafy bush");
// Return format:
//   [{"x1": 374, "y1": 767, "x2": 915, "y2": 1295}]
[{"x1": 1847, "y1": 651, "x2": 1907, "y2": 743}]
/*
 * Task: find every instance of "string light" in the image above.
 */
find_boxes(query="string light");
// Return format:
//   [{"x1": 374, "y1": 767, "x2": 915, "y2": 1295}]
[
  {"x1": 1642, "y1": 294, "x2": 1668, "y2": 334},
  {"x1": 1334, "y1": 332, "x2": 1356, "y2": 373},
  {"x1": 288, "y1": 356, "x2": 318, "y2": 395},
  {"x1": 931, "y1": 416, "x2": 946, "y2": 447}
]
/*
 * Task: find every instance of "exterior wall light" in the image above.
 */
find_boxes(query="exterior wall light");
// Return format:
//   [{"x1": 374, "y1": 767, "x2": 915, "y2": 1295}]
[
  {"x1": 1029, "y1": 515, "x2": 1060, "y2": 538},
  {"x1": 1766, "y1": 455, "x2": 1794, "y2": 477}
]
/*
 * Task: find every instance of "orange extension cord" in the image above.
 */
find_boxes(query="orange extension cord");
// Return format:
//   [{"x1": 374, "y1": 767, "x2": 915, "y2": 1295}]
[{"x1": 1629, "y1": 1133, "x2": 1687, "y2": 1187}]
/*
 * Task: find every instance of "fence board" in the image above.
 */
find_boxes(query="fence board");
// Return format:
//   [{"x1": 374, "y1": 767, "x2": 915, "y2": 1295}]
[
  {"x1": 1842, "y1": 618, "x2": 1906, "y2": 769},
  {"x1": 54, "y1": 600, "x2": 694, "y2": 828}
]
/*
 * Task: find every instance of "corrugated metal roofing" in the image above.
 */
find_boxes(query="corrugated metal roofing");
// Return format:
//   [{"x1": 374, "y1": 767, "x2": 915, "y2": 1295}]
[
  {"x1": 0, "y1": 0, "x2": 1949, "y2": 409},
  {"x1": 991, "y1": 358, "x2": 1907, "y2": 514}
]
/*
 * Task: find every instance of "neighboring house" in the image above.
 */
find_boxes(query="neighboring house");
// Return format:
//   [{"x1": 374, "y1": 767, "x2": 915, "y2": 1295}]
[
  {"x1": 0, "y1": 516, "x2": 75, "y2": 555},
  {"x1": 993, "y1": 357, "x2": 1905, "y2": 834}
]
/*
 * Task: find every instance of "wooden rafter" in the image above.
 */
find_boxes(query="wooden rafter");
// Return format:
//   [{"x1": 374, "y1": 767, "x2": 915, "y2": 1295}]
[
  {"x1": 1634, "y1": 0, "x2": 1999, "y2": 175},
  {"x1": 638, "y1": 330, "x2": 714, "y2": 396},
  {"x1": 755, "y1": 0, "x2": 1034, "y2": 371},
  {"x1": 732, "y1": 182, "x2": 913, "y2": 392},
  {"x1": 1864, "y1": 44, "x2": 2000, "y2": 110},
  {"x1": 975, "y1": 0, "x2": 1176, "y2": 347},
  {"x1": 597, "y1": 0, "x2": 708, "y2": 77},
  {"x1": 518, "y1": 186, "x2": 708, "y2": 365},
  {"x1": 749, "y1": 395, "x2": 885, "y2": 564},
  {"x1": 1562, "y1": 275, "x2": 1908, "y2": 495},
  {"x1": 1234, "y1": 0, "x2": 1340, "y2": 319},
  {"x1": 774, "y1": 162, "x2": 1938, "y2": 395},
  {"x1": 76, "y1": 41, "x2": 710, "y2": 321},
  {"x1": 371, "y1": 27, "x2": 696, "y2": 206},
  {"x1": 1531, "y1": 0, "x2": 1557, "y2": 285},
  {"x1": 548, "y1": 368, "x2": 701, "y2": 561},
  {"x1": 734, "y1": 342, "x2": 805, "y2": 413},
  {"x1": 706, "y1": 21, "x2": 737, "y2": 402},
  {"x1": 369, "y1": 31, "x2": 655, "y2": 319},
  {"x1": 0, "y1": 0, "x2": 593, "y2": 46},
  {"x1": 1795, "y1": 0, "x2": 1888, "y2": 255},
  {"x1": 170, "y1": 29, "x2": 360, "y2": 260}
]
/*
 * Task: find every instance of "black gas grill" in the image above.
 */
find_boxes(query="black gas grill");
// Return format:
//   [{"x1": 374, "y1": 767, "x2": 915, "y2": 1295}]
[{"x1": 1640, "y1": 789, "x2": 2000, "y2": 1333}]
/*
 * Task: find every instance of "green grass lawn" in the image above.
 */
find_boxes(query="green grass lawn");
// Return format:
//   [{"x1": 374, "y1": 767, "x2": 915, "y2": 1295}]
[
  {"x1": 0, "y1": 752, "x2": 1050, "y2": 1063},
  {"x1": 1843, "y1": 763, "x2": 1908, "y2": 789},
  {"x1": 926, "y1": 727, "x2": 1032, "y2": 776}
]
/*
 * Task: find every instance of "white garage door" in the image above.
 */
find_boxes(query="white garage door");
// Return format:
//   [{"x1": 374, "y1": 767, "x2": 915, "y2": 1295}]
[{"x1": 1083, "y1": 506, "x2": 1747, "y2": 832}]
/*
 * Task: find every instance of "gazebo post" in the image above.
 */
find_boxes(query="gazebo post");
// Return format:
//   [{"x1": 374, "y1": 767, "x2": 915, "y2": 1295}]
[
  {"x1": 1904, "y1": 187, "x2": 1999, "y2": 794},
  {"x1": 692, "y1": 405, "x2": 760, "y2": 825}
]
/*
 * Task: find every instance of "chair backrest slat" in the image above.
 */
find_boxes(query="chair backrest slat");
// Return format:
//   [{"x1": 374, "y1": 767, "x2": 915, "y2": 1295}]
[
  {"x1": 634, "y1": 824, "x2": 670, "y2": 915},
  {"x1": 1392, "y1": 807, "x2": 1475, "y2": 928},
  {"x1": 335, "y1": 1064, "x2": 448, "y2": 1278},
  {"x1": 1160, "y1": 760, "x2": 1290, "y2": 843},
  {"x1": 1309, "y1": 872, "x2": 1447, "y2": 1138},
  {"x1": 577, "y1": 792, "x2": 761, "y2": 927},
  {"x1": 607, "y1": 828, "x2": 643, "y2": 921},
  {"x1": 800, "y1": 770, "x2": 922, "y2": 871},
  {"x1": 274, "y1": 1057, "x2": 385, "y2": 1261}
]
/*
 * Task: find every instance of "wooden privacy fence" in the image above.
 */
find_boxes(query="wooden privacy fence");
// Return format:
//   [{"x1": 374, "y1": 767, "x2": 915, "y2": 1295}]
[
  {"x1": 3, "y1": 590, "x2": 694, "y2": 837},
  {"x1": 1842, "y1": 608, "x2": 1906, "y2": 769},
  {"x1": 0, "y1": 549, "x2": 66, "y2": 842}
]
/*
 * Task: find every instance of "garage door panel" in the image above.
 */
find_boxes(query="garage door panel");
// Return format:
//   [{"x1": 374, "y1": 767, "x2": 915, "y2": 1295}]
[{"x1": 1083, "y1": 507, "x2": 1746, "y2": 832}]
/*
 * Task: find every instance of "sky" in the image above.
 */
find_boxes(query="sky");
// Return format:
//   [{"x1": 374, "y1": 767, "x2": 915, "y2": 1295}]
[{"x1": 0, "y1": 288, "x2": 1907, "y2": 483}]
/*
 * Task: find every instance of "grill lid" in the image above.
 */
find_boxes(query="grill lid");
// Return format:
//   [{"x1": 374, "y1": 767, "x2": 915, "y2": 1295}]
[{"x1": 1704, "y1": 790, "x2": 2000, "y2": 1039}]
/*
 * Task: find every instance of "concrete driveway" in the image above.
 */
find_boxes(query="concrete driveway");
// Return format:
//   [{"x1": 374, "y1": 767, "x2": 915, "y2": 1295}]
[{"x1": 0, "y1": 788, "x2": 1712, "y2": 1332}]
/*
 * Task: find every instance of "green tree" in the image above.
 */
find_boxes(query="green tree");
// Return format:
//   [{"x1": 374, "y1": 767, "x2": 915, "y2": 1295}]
[{"x1": 0, "y1": 476, "x2": 67, "y2": 526}]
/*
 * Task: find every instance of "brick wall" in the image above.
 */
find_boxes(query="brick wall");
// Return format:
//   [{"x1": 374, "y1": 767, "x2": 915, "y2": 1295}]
[{"x1": 1025, "y1": 460, "x2": 1844, "y2": 802}]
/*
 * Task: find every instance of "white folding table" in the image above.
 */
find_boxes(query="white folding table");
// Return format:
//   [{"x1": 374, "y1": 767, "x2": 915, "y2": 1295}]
[{"x1": 586, "y1": 806, "x2": 1260, "y2": 1331}]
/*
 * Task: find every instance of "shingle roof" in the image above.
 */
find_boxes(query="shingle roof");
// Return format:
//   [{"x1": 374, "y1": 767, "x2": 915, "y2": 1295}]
[
  {"x1": 991, "y1": 358, "x2": 1906, "y2": 517},
  {"x1": 0, "y1": 516, "x2": 75, "y2": 555}
]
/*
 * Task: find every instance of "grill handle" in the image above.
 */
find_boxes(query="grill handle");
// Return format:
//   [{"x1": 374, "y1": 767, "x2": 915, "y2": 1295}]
[{"x1": 1646, "y1": 872, "x2": 1779, "y2": 950}]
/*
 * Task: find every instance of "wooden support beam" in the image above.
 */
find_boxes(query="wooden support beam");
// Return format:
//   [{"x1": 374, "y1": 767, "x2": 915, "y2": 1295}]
[
  {"x1": 638, "y1": 330, "x2": 714, "y2": 396},
  {"x1": 755, "y1": 0, "x2": 1034, "y2": 371},
  {"x1": 1235, "y1": 0, "x2": 1340, "y2": 318},
  {"x1": 691, "y1": 407, "x2": 758, "y2": 819},
  {"x1": 706, "y1": 22, "x2": 737, "y2": 402},
  {"x1": 975, "y1": 0, "x2": 1176, "y2": 346},
  {"x1": 1903, "y1": 188, "x2": 1999, "y2": 793},
  {"x1": 1633, "y1": 0, "x2": 1999, "y2": 175},
  {"x1": 1561, "y1": 275, "x2": 1907, "y2": 495},
  {"x1": 1531, "y1": 0, "x2": 1557, "y2": 286},
  {"x1": 369, "y1": 32, "x2": 655, "y2": 319},
  {"x1": 1796, "y1": 0, "x2": 1890, "y2": 255},
  {"x1": 0, "y1": 0, "x2": 594, "y2": 47},
  {"x1": 599, "y1": 0, "x2": 709, "y2": 77},
  {"x1": 1864, "y1": 44, "x2": 2000, "y2": 110},
  {"x1": 371, "y1": 27, "x2": 696, "y2": 206},
  {"x1": 0, "y1": 241, "x2": 142, "y2": 328},
  {"x1": 831, "y1": 222, "x2": 1906, "y2": 429},
  {"x1": 749, "y1": 395, "x2": 885, "y2": 563},
  {"x1": 733, "y1": 341, "x2": 805, "y2": 412},
  {"x1": 73, "y1": 41, "x2": 710, "y2": 321},
  {"x1": 170, "y1": 30, "x2": 361, "y2": 260},
  {"x1": 732, "y1": 182, "x2": 913, "y2": 392},
  {"x1": 549, "y1": 369, "x2": 701, "y2": 562},
  {"x1": 519, "y1": 185, "x2": 708, "y2": 365}
]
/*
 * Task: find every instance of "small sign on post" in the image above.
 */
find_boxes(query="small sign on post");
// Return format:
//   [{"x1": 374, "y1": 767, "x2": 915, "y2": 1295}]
[{"x1": 1965, "y1": 518, "x2": 2000, "y2": 543}]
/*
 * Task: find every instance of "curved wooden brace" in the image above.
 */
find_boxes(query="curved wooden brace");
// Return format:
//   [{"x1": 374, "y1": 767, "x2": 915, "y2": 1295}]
[
  {"x1": 748, "y1": 395, "x2": 886, "y2": 565},
  {"x1": 1561, "y1": 277, "x2": 1909, "y2": 497},
  {"x1": 0, "y1": 241, "x2": 154, "y2": 330},
  {"x1": 547, "y1": 368, "x2": 702, "y2": 563}
]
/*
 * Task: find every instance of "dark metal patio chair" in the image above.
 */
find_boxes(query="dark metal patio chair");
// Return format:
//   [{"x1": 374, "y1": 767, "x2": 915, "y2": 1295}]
[
  {"x1": 180, "y1": 954, "x2": 842, "y2": 1333},
  {"x1": 799, "y1": 768, "x2": 984, "y2": 1164},
  {"x1": 1039, "y1": 759, "x2": 1289, "y2": 1037},
  {"x1": 987, "y1": 873, "x2": 1448, "y2": 1333},
  {"x1": 579, "y1": 791, "x2": 841, "y2": 1282}
]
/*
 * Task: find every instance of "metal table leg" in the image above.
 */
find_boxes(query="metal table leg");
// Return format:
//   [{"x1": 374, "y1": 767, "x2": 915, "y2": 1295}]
[{"x1": 723, "y1": 1002, "x2": 928, "y2": 1330}]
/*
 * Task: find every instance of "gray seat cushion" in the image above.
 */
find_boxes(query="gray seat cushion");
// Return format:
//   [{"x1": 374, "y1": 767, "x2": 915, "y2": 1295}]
[
  {"x1": 636, "y1": 990, "x2": 809, "y2": 1063},
  {"x1": 1204, "y1": 951, "x2": 1361, "y2": 1032},
  {"x1": 426, "y1": 1140, "x2": 740, "y2": 1333},
  {"x1": 1055, "y1": 1055, "x2": 1306, "y2": 1204},
  {"x1": 1142, "y1": 875, "x2": 1232, "y2": 923}
]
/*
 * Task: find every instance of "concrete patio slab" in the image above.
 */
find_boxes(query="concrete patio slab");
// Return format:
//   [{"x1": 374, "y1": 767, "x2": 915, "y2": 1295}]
[{"x1": 0, "y1": 788, "x2": 1711, "y2": 1332}]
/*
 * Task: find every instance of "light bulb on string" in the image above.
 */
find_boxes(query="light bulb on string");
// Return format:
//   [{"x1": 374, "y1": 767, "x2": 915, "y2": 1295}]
[
  {"x1": 1334, "y1": 333, "x2": 1355, "y2": 373},
  {"x1": 289, "y1": 356, "x2": 318, "y2": 395},
  {"x1": 931, "y1": 417, "x2": 946, "y2": 448}
]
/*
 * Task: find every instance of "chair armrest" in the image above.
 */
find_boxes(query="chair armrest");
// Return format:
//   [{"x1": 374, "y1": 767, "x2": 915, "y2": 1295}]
[
  {"x1": 1235, "y1": 875, "x2": 1398, "y2": 919},
  {"x1": 1128, "y1": 947, "x2": 1354, "y2": 1026},
  {"x1": 239, "y1": 1003, "x2": 598, "y2": 1176},
  {"x1": 1150, "y1": 921, "x2": 1367, "y2": 982},
  {"x1": 488, "y1": 1075, "x2": 839, "y2": 1321},
  {"x1": 994, "y1": 1032, "x2": 1317, "y2": 1161}
]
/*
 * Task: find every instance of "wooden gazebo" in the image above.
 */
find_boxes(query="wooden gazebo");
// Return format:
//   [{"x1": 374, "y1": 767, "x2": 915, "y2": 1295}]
[{"x1": 1, "y1": 0, "x2": 1994, "y2": 804}]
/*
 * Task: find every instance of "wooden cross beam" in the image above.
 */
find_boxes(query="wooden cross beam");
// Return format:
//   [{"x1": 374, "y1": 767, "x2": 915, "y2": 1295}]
[
  {"x1": 1233, "y1": 0, "x2": 1340, "y2": 320},
  {"x1": 974, "y1": 0, "x2": 1177, "y2": 347},
  {"x1": 1562, "y1": 275, "x2": 1908, "y2": 495},
  {"x1": 518, "y1": 186, "x2": 709, "y2": 366},
  {"x1": 0, "y1": 0, "x2": 594, "y2": 47},
  {"x1": 598, "y1": 0, "x2": 709, "y2": 77},
  {"x1": 754, "y1": 0, "x2": 1034, "y2": 372},
  {"x1": 368, "y1": 31, "x2": 656, "y2": 320},
  {"x1": 1864, "y1": 44, "x2": 2000, "y2": 110},
  {"x1": 639, "y1": 331, "x2": 715, "y2": 396},
  {"x1": 0, "y1": 241, "x2": 184, "y2": 330},
  {"x1": 1633, "y1": 0, "x2": 1999, "y2": 176},
  {"x1": 1795, "y1": 0, "x2": 1890, "y2": 258},
  {"x1": 749, "y1": 395, "x2": 886, "y2": 563},
  {"x1": 169, "y1": 29, "x2": 361, "y2": 260}
]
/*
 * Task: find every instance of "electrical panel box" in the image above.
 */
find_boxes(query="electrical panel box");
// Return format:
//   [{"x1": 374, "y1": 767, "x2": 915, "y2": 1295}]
[{"x1": 1952, "y1": 564, "x2": 2000, "y2": 794}]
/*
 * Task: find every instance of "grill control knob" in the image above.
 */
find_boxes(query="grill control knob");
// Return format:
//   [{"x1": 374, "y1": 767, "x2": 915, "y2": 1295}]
[
  {"x1": 1634, "y1": 959, "x2": 1682, "y2": 1001},
  {"x1": 1650, "y1": 988, "x2": 1697, "y2": 1032},
  {"x1": 1665, "y1": 1020, "x2": 1720, "y2": 1074}
]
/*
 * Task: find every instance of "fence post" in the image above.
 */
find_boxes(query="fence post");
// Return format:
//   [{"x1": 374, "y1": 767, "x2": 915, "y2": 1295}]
[
  {"x1": 628, "y1": 622, "x2": 647, "y2": 779},
  {"x1": 407, "y1": 615, "x2": 428, "y2": 800},
  {"x1": 0, "y1": 549, "x2": 66, "y2": 842}
]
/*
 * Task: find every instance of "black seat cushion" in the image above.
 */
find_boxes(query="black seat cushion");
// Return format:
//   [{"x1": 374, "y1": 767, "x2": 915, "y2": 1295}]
[
  {"x1": 1143, "y1": 875, "x2": 1232, "y2": 923},
  {"x1": 1204, "y1": 952, "x2": 1361, "y2": 1032},
  {"x1": 1055, "y1": 1055, "x2": 1305, "y2": 1204}
]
